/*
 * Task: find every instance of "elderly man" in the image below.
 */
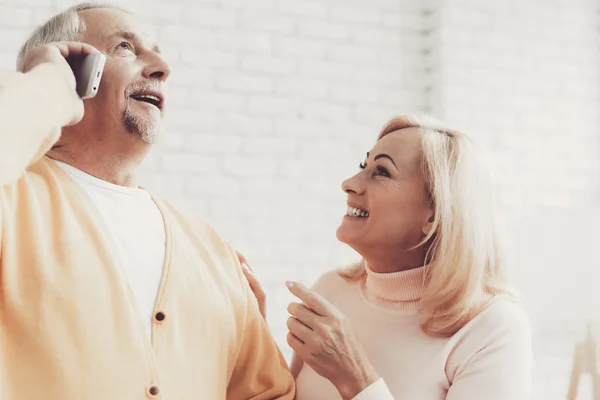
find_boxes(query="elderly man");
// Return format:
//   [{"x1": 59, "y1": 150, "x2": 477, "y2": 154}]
[{"x1": 0, "y1": 3, "x2": 294, "y2": 399}]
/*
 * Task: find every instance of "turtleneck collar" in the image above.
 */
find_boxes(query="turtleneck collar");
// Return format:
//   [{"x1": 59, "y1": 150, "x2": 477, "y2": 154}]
[{"x1": 361, "y1": 262, "x2": 428, "y2": 311}]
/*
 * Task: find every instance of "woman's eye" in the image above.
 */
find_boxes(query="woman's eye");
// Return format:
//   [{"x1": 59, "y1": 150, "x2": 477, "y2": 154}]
[
  {"x1": 374, "y1": 166, "x2": 390, "y2": 177},
  {"x1": 359, "y1": 162, "x2": 366, "y2": 170}
]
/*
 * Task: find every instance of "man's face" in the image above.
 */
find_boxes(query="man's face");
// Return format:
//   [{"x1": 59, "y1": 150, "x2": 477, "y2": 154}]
[{"x1": 78, "y1": 8, "x2": 171, "y2": 144}]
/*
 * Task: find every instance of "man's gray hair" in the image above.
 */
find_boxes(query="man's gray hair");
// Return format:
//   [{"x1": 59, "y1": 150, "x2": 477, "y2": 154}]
[{"x1": 16, "y1": 2, "x2": 126, "y2": 72}]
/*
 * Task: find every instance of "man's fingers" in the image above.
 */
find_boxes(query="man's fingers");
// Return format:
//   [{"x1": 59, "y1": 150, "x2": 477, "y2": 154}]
[
  {"x1": 52, "y1": 41, "x2": 100, "y2": 59},
  {"x1": 285, "y1": 281, "x2": 331, "y2": 316}
]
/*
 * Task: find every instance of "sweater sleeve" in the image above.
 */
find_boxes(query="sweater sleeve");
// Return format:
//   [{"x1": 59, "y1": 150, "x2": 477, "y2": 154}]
[
  {"x1": 226, "y1": 256, "x2": 295, "y2": 399},
  {"x1": 352, "y1": 378, "x2": 394, "y2": 400},
  {"x1": 0, "y1": 63, "x2": 76, "y2": 187},
  {"x1": 445, "y1": 301, "x2": 533, "y2": 400}
]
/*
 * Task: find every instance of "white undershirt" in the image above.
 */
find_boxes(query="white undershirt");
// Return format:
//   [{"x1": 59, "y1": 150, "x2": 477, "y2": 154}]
[{"x1": 53, "y1": 159, "x2": 166, "y2": 339}]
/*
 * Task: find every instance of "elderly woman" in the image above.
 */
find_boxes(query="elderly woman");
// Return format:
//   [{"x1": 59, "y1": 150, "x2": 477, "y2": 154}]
[{"x1": 242, "y1": 115, "x2": 532, "y2": 400}]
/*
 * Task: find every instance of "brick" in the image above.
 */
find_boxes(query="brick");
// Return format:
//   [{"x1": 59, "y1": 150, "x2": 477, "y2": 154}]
[
  {"x1": 352, "y1": 28, "x2": 402, "y2": 47},
  {"x1": 163, "y1": 110, "x2": 215, "y2": 130},
  {"x1": 141, "y1": 171, "x2": 184, "y2": 193},
  {"x1": 0, "y1": 52, "x2": 15, "y2": 73},
  {"x1": 241, "y1": 136, "x2": 296, "y2": 154},
  {"x1": 135, "y1": 3, "x2": 181, "y2": 23},
  {"x1": 31, "y1": 7, "x2": 60, "y2": 26},
  {"x1": 329, "y1": 83, "x2": 379, "y2": 103},
  {"x1": 238, "y1": 12, "x2": 295, "y2": 34},
  {"x1": 346, "y1": 0, "x2": 404, "y2": 13},
  {"x1": 247, "y1": 96, "x2": 300, "y2": 116},
  {"x1": 187, "y1": 133, "x2": 243, "y2": 153},
  {"x1": 298, "y1": 139, "x2": 353, "y2": 163},
  {"x1": 275, "y1": 77, "x2": 328, "y2": 98},
  {"x1": 356, "y1": 104, "x2": 412, "y2": 125},
  {"x1": 168, "y1": 67, "x2": 213, "y2": 89},
  {"x1": 140, "y1": 150, "x2": 160, "y2": 172},
  {"x1": 12, "y1": 0, "x2": 53, "y2": 5},
  {"x1": 350, "y1": 65, "x2": 407, "y2": 86},
  {"x1": 161, "y1": 154, "x2": 218, "y2": 173},
  {"x1": 330, "y1": 5, "x2": 381, "y2": 24},
  {"x1": 180, "y1": 0, "x2": 221, "y2": 3},
  {"x1": 278, "y1": 0, "x2": 328, "y2": 18},
  {"x1": 299, "y1": 60, "x2": 354, "y2": 80},
  {"x1": 217, "y1": 31, "x2": 272, "y2": 53},
  {"x1": 0, "y1": 6, "x2": 32, "y2": 28},
  {"x1": 0, "y1": 29, "x2": 27, "y2": 52},
  {"x1": 241, "y1": 178, "x2": 300, "y2": 196},
  {"x1": 227, "y1": 0, "x2": 275, "y2": 9},
  {"x1": 215, "y1": 112, "x2": 275, "y2": 135},
  {"x1": 300, "y1": 101, "x2": 351, "y2": 123},
  {"x1": 162, "y1": 85, "x2": 190, "y2": 108},
  {"x1": 224, "y1": 156, "x2": 279, "y2": 177},
  {"x1": 181, "y1": 7, "x2": 236, "y2": 27},
  {"x1": 274, "y1": 117, "x2": 331, "y2": 138},
  {"x1": 188, "y1": 91, "x2": 246, "y2": 112},
  {"x1": 181, "y1": 49, "x2": 237, "y2": 68},
  {"x1": 186, "y1": 176, "x2": 241, "y2": 196},
  {"x1": 216, "y1": 72, "x2": 273, "y2": 92},
  {"x1": 330, "y1": 43, "x2": 380, "y2": 64},
  {"x1": 380, "y1": 89, "x2": 424, "y2": 109},
  {"x1": 161, "y1": 132, "x2": 186, "y2": 150},
  {"x1": 298, "y1": 19, "x2": 349, "y2": 40},
  {"x1": 155, "y1": 44, "x2": 179, "y2": 64},
  {"x1": 159, "y1": 26, "x2": 216, "y2": 47},
  {"x1": 54, "y1": 0, "x2": 88, "y2": 8},
  {"x1": 273, "y1": 37, "x2": 326, "y2": 58},
  {"x1": 241, "y1": 55, "x2": 296, "y2": 74},
  {"x1": 385, "y1": 12, "x2": 426, "y2": 30},
  {"x1": 445, "y1": 5, "x2": 491, "y2": 29}
]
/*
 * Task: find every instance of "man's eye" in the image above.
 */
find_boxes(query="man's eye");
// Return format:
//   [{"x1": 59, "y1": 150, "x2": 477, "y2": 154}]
[{"x1": 118, "y1": 42, "x2": 133, "y2": 51}]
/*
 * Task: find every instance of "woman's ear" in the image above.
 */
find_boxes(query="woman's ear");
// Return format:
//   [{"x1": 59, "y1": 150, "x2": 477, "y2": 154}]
[{"x1": 422, "y1": 208, "x2": 435, "y2": 236}]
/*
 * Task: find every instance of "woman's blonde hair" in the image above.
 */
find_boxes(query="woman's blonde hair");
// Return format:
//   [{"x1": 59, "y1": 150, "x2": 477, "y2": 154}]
[{"x1": 339, "y1": 114, "x2": 514, "y2": 337}]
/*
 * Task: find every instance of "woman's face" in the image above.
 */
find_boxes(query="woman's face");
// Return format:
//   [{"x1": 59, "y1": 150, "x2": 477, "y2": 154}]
[{"x1": 336, "y1": 128, "x2": 434, "y2": 263}]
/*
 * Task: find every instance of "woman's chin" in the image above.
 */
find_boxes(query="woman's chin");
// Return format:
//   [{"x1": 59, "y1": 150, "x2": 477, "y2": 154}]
[
  {"x1": 335, "y1": 226, "x2": 346, "y2": 243},
  {"x1": 336, "y1": 225, "x2": 358, "y2": 248}
]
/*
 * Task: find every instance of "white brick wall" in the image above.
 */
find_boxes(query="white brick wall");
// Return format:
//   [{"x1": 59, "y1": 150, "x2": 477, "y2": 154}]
[
  {"x1": 1, "y1": 0, "x2": 599, "y2": 398},
  {"x1": 433, "y1": 1, "x2": 600, "y2": 398}
]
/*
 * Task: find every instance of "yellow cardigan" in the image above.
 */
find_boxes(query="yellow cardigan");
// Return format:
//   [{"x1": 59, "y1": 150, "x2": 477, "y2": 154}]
[{"x1": 0, "y1": 64, "x2": 294, "y2": 399}]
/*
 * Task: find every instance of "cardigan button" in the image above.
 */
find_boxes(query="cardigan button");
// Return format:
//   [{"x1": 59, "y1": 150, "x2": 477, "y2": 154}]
[
  {"x1": 155, "y1": 312, "x2": 165, "y2": 322},
  {"x1": 147, "y1": 385, "x2": 160, "y2": 397}
]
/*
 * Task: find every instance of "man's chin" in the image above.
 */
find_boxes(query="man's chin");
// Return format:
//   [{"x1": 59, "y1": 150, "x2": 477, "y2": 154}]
[
  {"x1": 123, "y1": 116, "x2": 162, "y2": 144},
  {"x1": 123, "y1": 104, "x2": 163, "y2": 142}
]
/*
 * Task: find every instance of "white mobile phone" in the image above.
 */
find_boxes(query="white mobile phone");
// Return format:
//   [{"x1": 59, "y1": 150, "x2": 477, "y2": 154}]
[{"x1": 70, "y1": 53, "x2": 105, "y2": 99}]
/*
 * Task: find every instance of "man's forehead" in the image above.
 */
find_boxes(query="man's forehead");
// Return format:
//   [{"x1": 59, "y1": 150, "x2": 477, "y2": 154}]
[{"x1": 79, "y1": 8, "x2": 157, "y2": 47}]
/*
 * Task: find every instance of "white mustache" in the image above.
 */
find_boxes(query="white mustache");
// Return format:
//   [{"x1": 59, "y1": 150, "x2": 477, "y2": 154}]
[{"x1": 126, "y1": 82, "x2": 166, "y2": 97}]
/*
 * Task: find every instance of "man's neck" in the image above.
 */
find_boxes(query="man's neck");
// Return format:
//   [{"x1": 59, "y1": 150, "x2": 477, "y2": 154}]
[
  {"x1": 51, "y1": 123, "x2": 154, "y2": 187},
  {"x1": 47, "y1": 151, "x2": 140, "y2": 188}
]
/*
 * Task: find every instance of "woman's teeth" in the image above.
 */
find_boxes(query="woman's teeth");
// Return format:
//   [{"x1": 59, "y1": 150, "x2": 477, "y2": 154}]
[{"x1": 347, "y1": 206, "x2": 369, "y2": 218}]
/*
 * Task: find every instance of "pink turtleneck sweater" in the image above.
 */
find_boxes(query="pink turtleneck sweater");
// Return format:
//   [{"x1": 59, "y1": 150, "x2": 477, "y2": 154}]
[{"x1": 294, "y1": 266, "x2": 533, "y2": 400}]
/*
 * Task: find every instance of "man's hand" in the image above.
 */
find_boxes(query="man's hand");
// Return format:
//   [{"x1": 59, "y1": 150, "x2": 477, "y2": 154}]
[
  {"x1": 21, "y1": 42, "x2": 99, "y2": 127},
  {"x1": 237, "y1": 251, "x2": 267, "y2": 320}
]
